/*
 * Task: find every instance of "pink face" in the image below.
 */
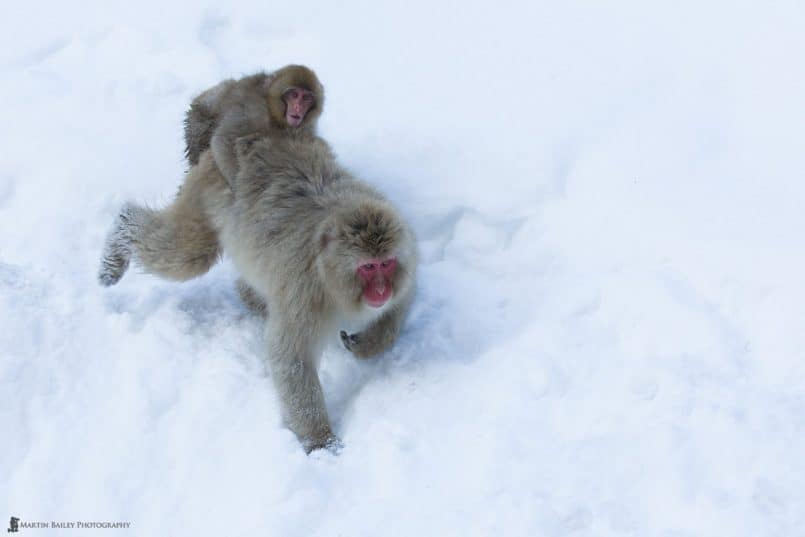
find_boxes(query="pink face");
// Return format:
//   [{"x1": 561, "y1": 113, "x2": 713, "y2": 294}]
[
  {"x1": 283, "y1": 87, "x2": 315, "y2": 127},
  {"x1": 357, "y1": 257, "x2": 397, "y2": 308}
]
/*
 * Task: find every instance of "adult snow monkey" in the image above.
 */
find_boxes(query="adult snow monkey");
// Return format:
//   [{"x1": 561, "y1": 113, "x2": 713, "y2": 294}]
[{"x1": 99, "y1": 78, "x2": 417, "y2": 453}]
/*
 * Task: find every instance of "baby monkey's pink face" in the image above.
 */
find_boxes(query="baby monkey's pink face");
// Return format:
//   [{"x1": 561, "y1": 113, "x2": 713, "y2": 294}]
[
  {"x1": 283, "y1": 87, "x2": 315, "y2": 127},
  {"x1": 357, "y1": 257, "x2": 397, "y2": 308}
]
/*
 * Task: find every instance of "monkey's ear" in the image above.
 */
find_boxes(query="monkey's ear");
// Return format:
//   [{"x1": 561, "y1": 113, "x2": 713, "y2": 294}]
[
  {"x1": 319, "y1": 229, "x2": 336, "y2": 249},
  {"x1": 317, "y1": 220, "x2": 338, "y2": 251}
]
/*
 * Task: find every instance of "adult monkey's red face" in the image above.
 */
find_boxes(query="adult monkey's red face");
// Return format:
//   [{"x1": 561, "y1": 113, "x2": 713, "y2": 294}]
[
  {"x1": 357, "y1": 257, "x2": 397, "y2": 308},
  {"x1": 283, "y1": 87, "x2": 315, "y2": 127}
]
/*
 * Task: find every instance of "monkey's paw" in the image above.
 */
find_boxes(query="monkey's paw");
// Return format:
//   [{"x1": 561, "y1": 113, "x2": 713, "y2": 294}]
[
  {"x1": 340, "y1": 330, "x2": 383, "y2": 359},
  {"x1": 340, "y1": 330, "x2": 371, "y2": 358},
  {"x1": 304, "y1": 434, "x2": 343, "y2": 455},
  {"x1": 98, "y1": 263, "x2": 126, "y2": 287},
  {"x1": 340, "y1": 330, "x2": 358, "y2": 350},
  {"x1": 98, "y1": 209, "x2": 134, "y2": 287},
  {"x1": 234, "y1": 133, "x2": 266, "y2": 159}
]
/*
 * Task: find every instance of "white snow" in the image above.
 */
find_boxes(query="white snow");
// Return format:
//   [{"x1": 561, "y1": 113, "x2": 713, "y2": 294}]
[{"x1": 2, "y1": 1, "x2": 805, "y2": 535}]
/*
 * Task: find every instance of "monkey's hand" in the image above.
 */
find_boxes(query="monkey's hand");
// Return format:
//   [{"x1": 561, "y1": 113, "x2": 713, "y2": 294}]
[
  {"x1": 340, "y1": 297, "x2": 411, "y2": 358},
  {"x1": 234, "y1": 132, "x2": 266, "y2": 160},
  {"x1": 340, "y1": 330, "x2": 380, "y2": 359}
]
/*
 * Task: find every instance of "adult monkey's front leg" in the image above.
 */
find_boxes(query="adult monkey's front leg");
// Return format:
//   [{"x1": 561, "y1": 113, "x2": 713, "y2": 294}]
[
  {"x1": 340, "y1": 289, "x2": 414, "y2": 358},
  {"x1": 266, "y1": 318, "x2": 339, "y2": 453}
]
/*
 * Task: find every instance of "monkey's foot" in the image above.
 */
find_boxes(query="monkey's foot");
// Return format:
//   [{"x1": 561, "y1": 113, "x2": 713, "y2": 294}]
[
  {"x1": 98, "y1": 205, "x2": 135, "y2": 286},
  {"x1": 304, "y1": 433, "x2": 343, "y2": 455}
]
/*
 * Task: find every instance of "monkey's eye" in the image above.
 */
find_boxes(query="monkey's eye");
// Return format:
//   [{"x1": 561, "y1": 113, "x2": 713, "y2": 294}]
[
  {"x1": 302, "y1": 93, "x2": 314, "y2": 103},
  {"x1": 381, "y1": 258, "x2": 397, "y2": 269},
  {"x1": 362, "y1": 263, "x2": 376, "y2": 271},
  {"x1": 285, "y1": 89, "x2": 299, "y2": 99}
]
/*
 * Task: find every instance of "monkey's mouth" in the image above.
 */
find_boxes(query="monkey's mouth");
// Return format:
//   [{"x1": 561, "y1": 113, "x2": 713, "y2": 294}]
[
  {"x1": 363, "y1": 285, "x2": 393, "y2": 308},
  {"x1": 287, "y1": 114, "x2": 303, "y2": 126}
]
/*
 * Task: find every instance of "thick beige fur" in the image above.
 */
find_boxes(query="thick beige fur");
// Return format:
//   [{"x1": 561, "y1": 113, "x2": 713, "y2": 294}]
[{"x1": 99, "y1": 129, "x2": 417, "y2": 453}]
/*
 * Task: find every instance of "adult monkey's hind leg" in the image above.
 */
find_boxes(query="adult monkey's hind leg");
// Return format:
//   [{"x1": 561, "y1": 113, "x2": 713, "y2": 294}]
[{"x1": 98, "y1": 161, "x2": 224, "y2": 286}]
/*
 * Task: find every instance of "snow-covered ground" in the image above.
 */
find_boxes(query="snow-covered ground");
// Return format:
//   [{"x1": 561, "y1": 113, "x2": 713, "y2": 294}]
[{"x1": 2, "y1": 1, "x2": 804, "y2": 535}]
